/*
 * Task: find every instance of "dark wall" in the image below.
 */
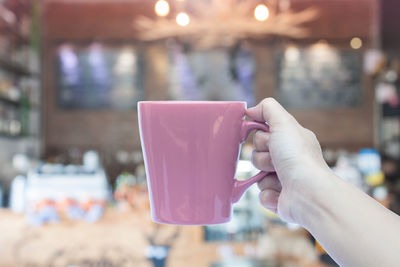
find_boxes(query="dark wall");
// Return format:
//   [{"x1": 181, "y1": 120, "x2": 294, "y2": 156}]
[{"x1": 381, "y1": 0, "x2": 400, "y2": 50}]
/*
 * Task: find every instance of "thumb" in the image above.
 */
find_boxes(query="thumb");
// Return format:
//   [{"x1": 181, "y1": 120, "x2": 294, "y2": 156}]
[{"x1": 246, "y1": 98, "x2": 293, "y2": 128}]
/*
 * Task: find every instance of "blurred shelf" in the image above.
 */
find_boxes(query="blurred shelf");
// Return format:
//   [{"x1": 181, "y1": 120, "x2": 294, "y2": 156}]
[
  {"x1": 0, "y1": 96, "x2": 20, "y2": 106},
  {"x1": 0, "y1": 57, "x2": 37, "y2": 77},
  {"x1": 0, "y1": 133, "x2": 23, "y2": 139},
  {"x1": 0, "y1": 2, "x2": 30, "y2": 45},
  {"x1": 0, "y1": 27, "x2": 29, "y2": 45}
]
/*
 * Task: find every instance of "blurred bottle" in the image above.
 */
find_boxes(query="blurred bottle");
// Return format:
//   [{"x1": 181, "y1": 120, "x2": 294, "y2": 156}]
[
  {"x1": 9, "y1": 175, "x2": 26, "y2": 213},
  {"x1": 83, "y1": 150, "x2": 100, "y2": 172}
]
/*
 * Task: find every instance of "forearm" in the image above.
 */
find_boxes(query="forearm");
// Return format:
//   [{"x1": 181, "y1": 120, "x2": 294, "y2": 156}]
[{"x1": 293, "y1": 167, "x2": 400, "y2": 266}]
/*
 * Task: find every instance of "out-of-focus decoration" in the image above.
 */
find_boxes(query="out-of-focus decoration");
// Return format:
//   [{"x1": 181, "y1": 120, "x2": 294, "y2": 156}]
[
  {"x1": 381, "y1": 116, "x2": 400, "y2": 159},
  {"x1": 135, "y1": 0, "x2": 319, "y2": 48},
  {"x1": 365, "y1": 172, "x2": 385, "y2": 187},
  {"x1": 364, "y1": 49, "x2": 385, "y2": 75},
  {"x1": 58, "y1": 197, "x2": 105, "y2": 222},
  {"x1": 114, "y1": 171, "x2": 149, "y2": 212},
  {"x1": 374, "y1": 57, "x2": 399, "y2": 107},
  {"x1": 350, "y1": 37, "x2": 363, "y2": 50},
  {"x1": 357, "y1": 148, "x2": 381, "y2": 175},
  {"x1": 357, "y1": 148, "x2": 385, "y2": 187},
  {"x1": 27, "y1": 197, "x2": 105, "y2": 226},
  {"x1": 332, "y1": 155, "x2": 365, "y2": 191},
  {"x1": 25, "y1": 162, "x2": 109, "y2": 205},
  {"x1": 114, "y1": 171, "x2": 135, "y2": 210},
  {"x1": 277, "y1": 42, "x2": 362, "y2": 108},
  {"x1": 26, "y1": 199, "x2": 60, "y2": 226},
  {"x1": 57, "y1": 43, "x2": 144, "y2": 109},
  {"x1": 376, "y1": 82, "x2": 398, "y2": 107},
  {"x1": 372, "y1": 186, "x2": 389, "y2": 207},
  {"x1": 168, "y1": 43, "x2": 255, "y2": 105},
  {"x1": 8, "y1": 150, "x2": 110, "y2": 225},
  {"x1": 373, "y1": 53, "x2": 400, "y2": 160}
]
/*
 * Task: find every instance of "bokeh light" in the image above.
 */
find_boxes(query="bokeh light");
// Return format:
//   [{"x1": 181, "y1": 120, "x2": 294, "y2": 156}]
[
  {"x1": 154, "y1": 0, "x2": 170, "y2": 17},
  {"x1": 176, "y1": 12, "x2": 190, "y2": 27},
  {"x1": 254, "y1": 4, "x2": 270, "y2": 22},
  {"x1": 350, "y1": 37, "x2": 363, "y2": 49}
]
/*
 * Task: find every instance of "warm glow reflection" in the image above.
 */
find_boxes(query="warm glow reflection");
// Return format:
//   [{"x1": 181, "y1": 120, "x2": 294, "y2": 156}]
[
  {"x1": 310, "y1": 40, "x2": 340, "y2": 68},
  {"x1": 350, "y1": 37, "x2": 363, "y2": 49},
  {"x1": 176, "y1": 12, "x2": 190, "y2": 27},
  {"x1": 154, "y1": 0, "x2": 170, "y2": 17},
  {"x1": 285, "y1": 46, "x2": 300, "y2": 62},
  {"x1": 311, "y1": 40, "x2": 330, "y2": 50},
  {"x1": 114, "y1": 48, "x2": 136, "y2": 75},
  {"x1": 254, "y1": 4, "x2": 269, "y2": 21}
]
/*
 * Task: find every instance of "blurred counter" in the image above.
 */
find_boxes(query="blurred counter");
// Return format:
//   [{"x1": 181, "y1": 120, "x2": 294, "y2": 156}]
[
  {"x1": 0, "y1": 208, "x2": 251, "y2": 267},
  {"x1": 0, "y1": 209, "x2": 325, "y2": 267}
]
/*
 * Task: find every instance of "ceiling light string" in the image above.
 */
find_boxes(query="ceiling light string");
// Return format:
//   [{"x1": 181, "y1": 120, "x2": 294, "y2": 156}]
[{"x1": 137, "y1": 0, "x2": 319, "y2": 48}]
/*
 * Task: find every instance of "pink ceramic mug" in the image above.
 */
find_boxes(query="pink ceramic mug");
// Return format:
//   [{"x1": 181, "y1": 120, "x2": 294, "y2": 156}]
[{"x1": 138, "y1": 101, "x2": 269, "y2": 225}]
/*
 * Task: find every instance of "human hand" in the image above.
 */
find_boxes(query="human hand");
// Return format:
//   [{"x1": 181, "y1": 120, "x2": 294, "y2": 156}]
[{"x1": 246, "y1": 98, "x2": 330, "y2": 223}]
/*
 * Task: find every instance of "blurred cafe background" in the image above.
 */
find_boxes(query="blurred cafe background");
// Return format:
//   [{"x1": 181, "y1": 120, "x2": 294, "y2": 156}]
[{"x1": 0, "y1": 0, "x2": 399, "y2": 266}]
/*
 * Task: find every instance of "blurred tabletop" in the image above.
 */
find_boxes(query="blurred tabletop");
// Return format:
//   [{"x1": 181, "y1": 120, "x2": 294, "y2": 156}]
[
  {"x1": 0, "y1": 208, "x2": 253, "y2": 267},
  {"x1": 0, "y1": 208, "x2": 328, "y2": 267}
]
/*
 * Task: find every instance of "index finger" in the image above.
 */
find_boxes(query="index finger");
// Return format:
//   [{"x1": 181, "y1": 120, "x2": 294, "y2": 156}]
[{"x1": 246, "y1": 98, "x2": 293, "y2": 128}]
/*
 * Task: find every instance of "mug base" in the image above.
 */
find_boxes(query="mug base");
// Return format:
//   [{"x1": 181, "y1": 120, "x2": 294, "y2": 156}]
[{"x1": 152, "y1": 216, "x2": 231, "y2": 226}]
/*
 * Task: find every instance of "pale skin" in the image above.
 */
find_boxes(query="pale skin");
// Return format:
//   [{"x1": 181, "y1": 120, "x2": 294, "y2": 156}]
[{"x1": 247, "y1": 98, "x2": 400, "y2": 267}]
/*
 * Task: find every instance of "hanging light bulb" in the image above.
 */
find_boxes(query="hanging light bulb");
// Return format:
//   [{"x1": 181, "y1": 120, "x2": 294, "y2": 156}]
[
  {"x1": 176, "y1": 12, "x2": 190, "y2": 27},
  {"x1": 350, "y1": 37, "x2": 362, "y2": 49},
  {"x1": 254, "y1": 4, "x2": 269, "y2": 22},
  {"x1": 154, "y1": 0, "x2": 170, "y2": 17}
]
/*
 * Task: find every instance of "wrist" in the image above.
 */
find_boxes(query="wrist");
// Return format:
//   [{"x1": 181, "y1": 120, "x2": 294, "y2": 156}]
[{"x1": 288, "y1": 163, "x2": 337, "y2": 228}]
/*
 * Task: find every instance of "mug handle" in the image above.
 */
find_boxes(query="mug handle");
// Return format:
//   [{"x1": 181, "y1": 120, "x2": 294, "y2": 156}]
[{"x1": 231, "y1": 121, "x2": 270, "y2": 203}]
